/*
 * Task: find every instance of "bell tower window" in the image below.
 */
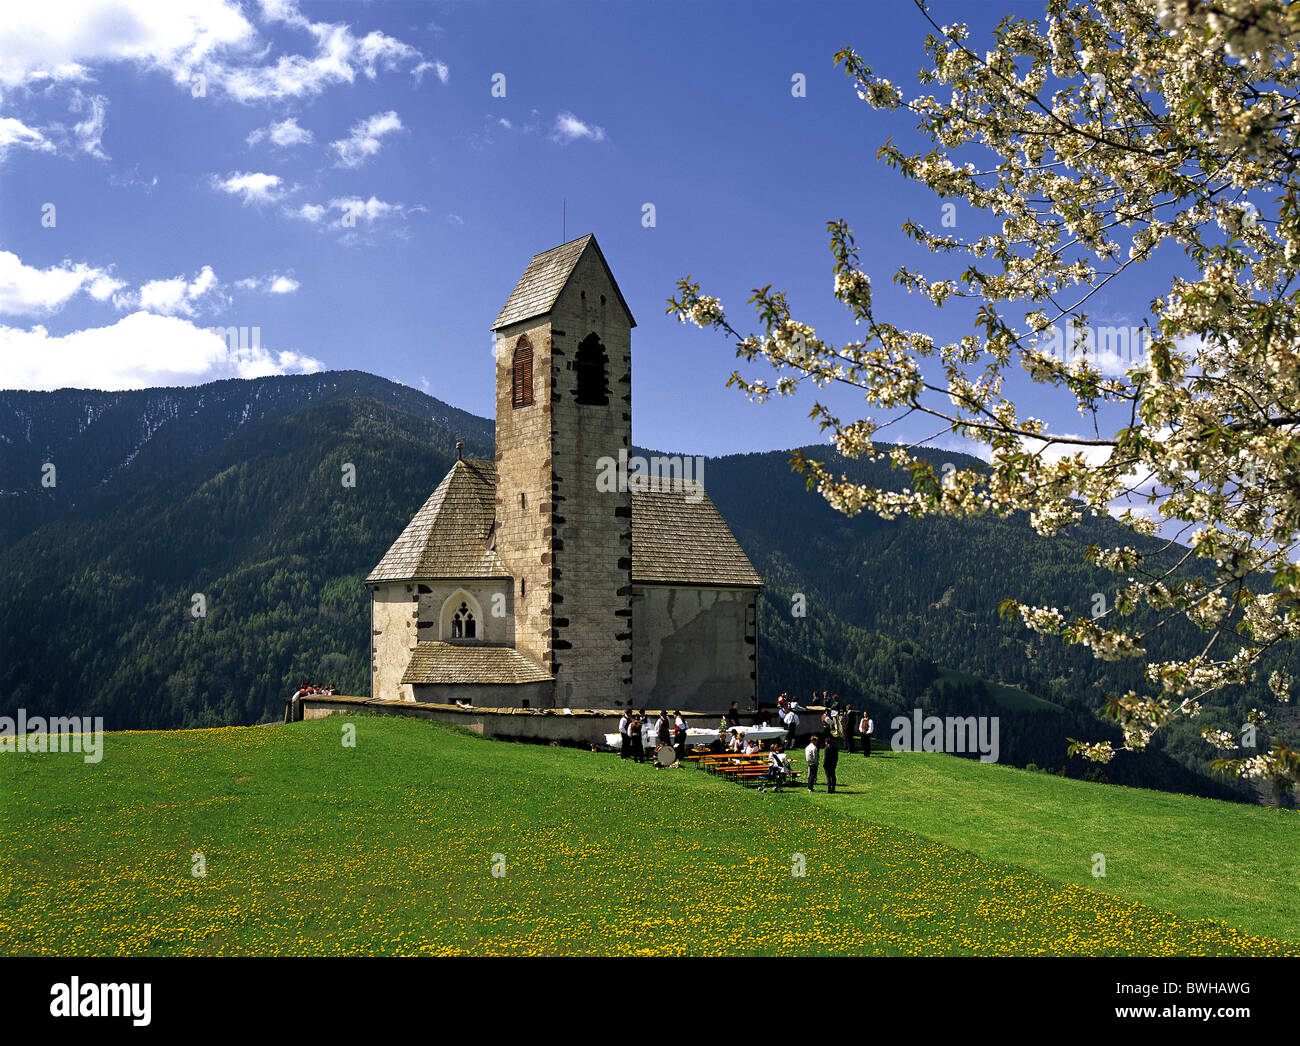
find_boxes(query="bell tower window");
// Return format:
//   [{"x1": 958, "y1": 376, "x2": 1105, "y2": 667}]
[
  {"x1": 512, "y1": 336, "x2": 534, "y2": 408},
  {"x1": 574, "y1": 332, "x2": 609, "y2": 405}
]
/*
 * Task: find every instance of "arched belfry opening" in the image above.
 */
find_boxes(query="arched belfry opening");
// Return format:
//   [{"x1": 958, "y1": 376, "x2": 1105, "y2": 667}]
[{"x1": 573, "y1": 332, "x2": 609, "y2": 406}]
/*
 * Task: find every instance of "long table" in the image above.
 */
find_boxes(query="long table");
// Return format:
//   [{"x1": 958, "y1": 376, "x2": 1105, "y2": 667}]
[{"x1": 603, "y1": 723, "x2": 788, "y2": 748}]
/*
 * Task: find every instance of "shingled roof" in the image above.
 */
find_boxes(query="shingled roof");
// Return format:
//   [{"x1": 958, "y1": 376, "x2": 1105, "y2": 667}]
[
  {"x1": 402, "y1": 642, "x2": 553, "y2": 686},
  {"x1": 630, "y1": 489, "x2": 763, "y2": 588},
  {"x1": 491, "y1": 233, "x2": 636, "y2": 331},
  {"x1": 366, "y1": 458, "x2": 508, "y2": 583},
  {"x1": 369, "y1": 459, "x2": 762, "y2": 588}
]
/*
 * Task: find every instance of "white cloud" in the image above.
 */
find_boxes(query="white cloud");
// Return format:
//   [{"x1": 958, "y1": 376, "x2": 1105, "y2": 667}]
[
  {"x1": 211, "y1": 170, "x2": 287, "y2": 204},
  {"x1": 291, "y1": 194, "x2": 410, "y2": 225},
  {"x1": 70, "y1": 90, "x2": 108, "y2": 158},
  {"x1": 131, "y1": 266, "x2": 222, "y2": 317},
  {"x1": 0, "y1": 251, "x2": 123, "y2": 316},
  {"x1": 216, "y1": 21, "x2": 423, "y2": 103},
  {"x1": 246, "y1": 116, "x2": 313, "y2": 148},
  {"x1": 0, "y1": 0, "x2": 427, "y2": 104},
  {"x1": 330, "y1": 109, "x2": 402, "y2": 168},
  {"x1": 0, "y1": 310, "x2": 322, "y2": 391},
  {"x1": 236, "y1": 273, "x2": 299, "y2": 294},
  {"x1": 0, "y1": 0, "x2": 254, "y2": 89},
  {"x1": 552, "y1": 111, "x2": 605, "y2": 143},
  {"x1": 411, "y1": 59, "x2": 448, "y2": 84},
  {"x1": 0, "y1": 116, "x2": 55, "y2": 158}
]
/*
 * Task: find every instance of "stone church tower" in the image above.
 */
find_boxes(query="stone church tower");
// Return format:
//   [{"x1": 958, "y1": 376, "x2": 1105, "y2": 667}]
[
  {"x1": 491, "y1": 234, "x2": 634, "y2": 708},
  {"x1": 366, "y1": 234, "x2": 762, "y2": 712}
]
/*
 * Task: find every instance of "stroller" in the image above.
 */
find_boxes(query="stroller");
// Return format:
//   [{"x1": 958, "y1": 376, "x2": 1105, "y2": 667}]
[{"x1": 757, "y1": 751, "x2": 794, "y2": 792}]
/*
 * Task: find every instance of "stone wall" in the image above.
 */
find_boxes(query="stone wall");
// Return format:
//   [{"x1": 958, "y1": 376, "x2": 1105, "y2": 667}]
[
  {"x1": 302, "y1": 695, "x2": 723, "y2": 746},
  {"x1": 370, "y1": 582, "x2": 416, "y2": 702},
  {"x1": 410, "y1": 679, "x2": 554, "y2": 709},
  {"x1": 415, "y1": 581, "x2": 512, "y2": 644},
  {"x1": 631, "y1": 584, "x2": 758, "y2": 711}
]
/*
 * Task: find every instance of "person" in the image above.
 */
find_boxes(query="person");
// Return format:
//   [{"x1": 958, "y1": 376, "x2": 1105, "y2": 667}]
[
  {"x1": 823, "y1": 734, "x2": 839, "y2": 793},
  {"x1": 860, "y1": 710, "x2": 874, "y2": 757},
  {"x1": 744, "y1": 736, "x2": 760, "y2": 755},
  {"x1": 727, "y1": 701, "x2": 741, "y2": 728},
  {"x1": 728, "y1": 729, "x2": 744, "y2": 754},
  {"x1": 655, "y1": 711, "x2": 670, "y2": 753},
  {"x1": 674, "y1": 711, "x2": 688, "y2": 761},
  {"x1": 783, "y1": 704, "x2": 799, "y2": 746},
  {"x1": 630, "y1": 713, "x2": 645, "y2": 763},
  {"x1": 618, "y1": 709, "x2": 631, "y2": 759},
  {"x1": 804, "y1": 735, "x2": 821, "y2": 792},
  {"x1": 760, "y1": 743, "x2": 789, "y2": 793},
  {"x1": 842, "y1": 704, "x2": 857, "y2": 754}
]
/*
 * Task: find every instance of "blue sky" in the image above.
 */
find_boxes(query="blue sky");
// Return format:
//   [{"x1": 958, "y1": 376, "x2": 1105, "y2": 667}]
[{"x1": 0, "y1": 0, "x2": 1169, "y2": 458}]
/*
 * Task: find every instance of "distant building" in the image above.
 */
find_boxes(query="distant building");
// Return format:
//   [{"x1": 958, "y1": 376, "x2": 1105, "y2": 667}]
[{"x1": 366, "y1": 234, "x2": 761, "y2": 710}]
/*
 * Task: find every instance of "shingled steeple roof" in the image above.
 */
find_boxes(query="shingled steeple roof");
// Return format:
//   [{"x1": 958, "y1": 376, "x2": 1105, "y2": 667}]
[
  {"x1": 365, "y1": 457, "x2": 508, "y2": 583},
  {"x1": 491, "y1": 233, "x2": 636, "y2": 331}
]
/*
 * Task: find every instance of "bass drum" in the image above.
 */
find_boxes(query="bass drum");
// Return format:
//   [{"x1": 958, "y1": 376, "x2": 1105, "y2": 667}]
[{"x1": 655, "y1": 744, "x2": 678, "y2": 768}]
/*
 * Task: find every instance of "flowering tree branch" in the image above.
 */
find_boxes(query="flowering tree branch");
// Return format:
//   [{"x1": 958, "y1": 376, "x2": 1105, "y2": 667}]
[{"x1": 667, "y1": 0, "x2": 1300, "y2": 789}]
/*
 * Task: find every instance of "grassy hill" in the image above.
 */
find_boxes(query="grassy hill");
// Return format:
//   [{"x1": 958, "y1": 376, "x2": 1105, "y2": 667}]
[{"x1": 1, "y1": 716, "x2": 1294, "y2": 956}]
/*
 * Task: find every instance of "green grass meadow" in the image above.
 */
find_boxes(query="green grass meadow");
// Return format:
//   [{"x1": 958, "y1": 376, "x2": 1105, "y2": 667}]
[{"x1": 0, "y1": 715, "x2": 1295, "y2": 956}]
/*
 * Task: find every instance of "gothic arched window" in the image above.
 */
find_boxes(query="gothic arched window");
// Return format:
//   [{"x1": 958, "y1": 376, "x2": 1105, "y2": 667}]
[
  {"x1": 451, "y1": 602, "x2": 476, "y2": 639},
  {"x1": 574, "y1": 332, "x2": 609, "y2": 405},
  {"x1": 512, "y1": 336, "x2": 534, "y2": 408}
]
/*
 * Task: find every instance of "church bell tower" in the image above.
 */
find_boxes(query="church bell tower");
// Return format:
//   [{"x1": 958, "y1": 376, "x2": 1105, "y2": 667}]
[{"x1": 490, "y1": 235, "x2": 635, "y2": 707}]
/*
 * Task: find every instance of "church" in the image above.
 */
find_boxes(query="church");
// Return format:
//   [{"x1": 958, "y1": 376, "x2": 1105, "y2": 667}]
[{"x1": 365, "y1": 234, "x2": 762, "y2": 711}]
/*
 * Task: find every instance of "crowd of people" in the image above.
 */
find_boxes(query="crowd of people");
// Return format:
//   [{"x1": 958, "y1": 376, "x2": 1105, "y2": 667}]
[
  {"x1": 774, "y1": 692, "x2": 874, "y2": 757},
  {"x1": 616, "y1": 708, "x2": 691, "y2": 763},
  {"x1": 615, "y1": 693, "x2": 876, "y2": 795},
  {"x1": 283, "y1": 680, "x2": 337, "y2": 723}
]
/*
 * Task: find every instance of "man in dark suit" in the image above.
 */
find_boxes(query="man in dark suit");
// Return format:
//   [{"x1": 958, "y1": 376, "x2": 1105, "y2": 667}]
[{"x1": 823, "y1": 734, "x2": 840, "y2": 793}]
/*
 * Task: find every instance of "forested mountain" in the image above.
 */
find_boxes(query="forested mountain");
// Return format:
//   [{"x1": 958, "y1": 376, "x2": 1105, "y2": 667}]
[
  {"x1": 1, "y1": 372, "x2": 1289, "y2": 804},
  {"x1": 0, "y1": 371, "x2": 492, "y2": 548}
]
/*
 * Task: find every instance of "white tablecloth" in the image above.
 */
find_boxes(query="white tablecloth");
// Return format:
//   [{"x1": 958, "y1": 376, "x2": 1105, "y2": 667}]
[{"x1": 605, "y1": 724, "x2": 787, "y2": 748}]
